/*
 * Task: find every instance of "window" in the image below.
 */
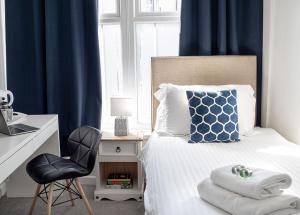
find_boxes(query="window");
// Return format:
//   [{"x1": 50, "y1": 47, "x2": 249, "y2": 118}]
[
  {"x1": 99, "y1": 0, "x2": 181, "y2": 129},
  {"x1": 139, "y1": 0, "x2": 179, "y2": 13}
]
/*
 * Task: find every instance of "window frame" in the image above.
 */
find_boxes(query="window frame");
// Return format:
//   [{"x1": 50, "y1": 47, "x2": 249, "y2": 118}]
[
  {"x1": 99, "y1": 0, "x2": 180, "y2": 130},
  {"x1": 135, "y1": 0, "x2": 181, "y2": 18},
  {"x1": 99, "y1": 0, "x2": 121, "y2": 18}
]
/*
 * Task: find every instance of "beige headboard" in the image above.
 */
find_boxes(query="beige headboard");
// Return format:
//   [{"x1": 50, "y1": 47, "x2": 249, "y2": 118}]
[{"x1": 151, "y1": 56, "x2": 257, "y2": 129}]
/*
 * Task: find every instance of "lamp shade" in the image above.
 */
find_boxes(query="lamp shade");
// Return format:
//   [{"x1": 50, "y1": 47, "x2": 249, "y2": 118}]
[{"x1": 110, "y1": 97, "x2": 133, "y2": 116}]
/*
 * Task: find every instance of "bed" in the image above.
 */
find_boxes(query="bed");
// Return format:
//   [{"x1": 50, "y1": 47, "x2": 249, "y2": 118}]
[{"x1": 140, "y1": 56, "x2": 300, "y2": 215}]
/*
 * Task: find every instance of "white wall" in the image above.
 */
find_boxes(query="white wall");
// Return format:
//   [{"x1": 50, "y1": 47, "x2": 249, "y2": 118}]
[
  {"x1": 263, "y1": 0, "x2": 300, "y2": 144},
  {"x1": 0, "y1": 0, "x2": 6, "y2": 90}
]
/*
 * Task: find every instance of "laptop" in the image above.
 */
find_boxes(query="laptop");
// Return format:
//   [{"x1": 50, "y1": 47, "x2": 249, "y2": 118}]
[{"x1": 0, "y1": 110, "x2": 39, "y2": 136}]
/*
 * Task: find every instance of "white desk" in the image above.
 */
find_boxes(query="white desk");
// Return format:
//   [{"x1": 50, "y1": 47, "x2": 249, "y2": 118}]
[{"x1": 0, "y1": 115, "x2": 60, "y2": 197}]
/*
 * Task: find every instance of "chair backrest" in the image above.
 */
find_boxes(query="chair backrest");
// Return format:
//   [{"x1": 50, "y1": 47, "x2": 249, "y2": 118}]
[{"x1": 68, "y1": 126, "x2": 102, "y2": 173}]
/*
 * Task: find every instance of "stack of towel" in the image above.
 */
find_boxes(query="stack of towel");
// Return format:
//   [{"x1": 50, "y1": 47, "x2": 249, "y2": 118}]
[{"x1": 198, "y1": 165, "x2": 300, "y2": 215}]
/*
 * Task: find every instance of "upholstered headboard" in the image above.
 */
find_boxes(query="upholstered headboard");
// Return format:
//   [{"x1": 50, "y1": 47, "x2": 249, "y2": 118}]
[{"x1": 151, "y1": 56, "x2": 257, "y2": 129}]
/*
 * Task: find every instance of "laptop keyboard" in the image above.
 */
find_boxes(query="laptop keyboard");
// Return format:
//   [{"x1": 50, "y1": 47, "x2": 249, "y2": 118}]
[
  {"x1": 12, "y1": 124, "x2": 33, "y2": 130},
  {"x1": 9, "y1": 126, "x2": 25, "y2": 133},
  {"x1": 9, "y1": 124, "x2": 38, "y2": 133}
]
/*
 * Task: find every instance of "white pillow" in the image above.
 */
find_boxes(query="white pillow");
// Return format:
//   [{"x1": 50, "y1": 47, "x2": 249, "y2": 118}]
[{"x1": 154, "y1": 84, "x2": 256, "y2": 136}]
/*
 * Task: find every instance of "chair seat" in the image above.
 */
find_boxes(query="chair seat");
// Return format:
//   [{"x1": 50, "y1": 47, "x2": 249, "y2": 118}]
[{"x1": 26, "y1": 153, "x2": 89, "y2": 184}]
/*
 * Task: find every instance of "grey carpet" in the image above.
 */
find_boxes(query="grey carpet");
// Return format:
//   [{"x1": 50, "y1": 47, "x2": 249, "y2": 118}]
[{"x1": 0, "y1": 185, "x2": 145, "y2": 215}]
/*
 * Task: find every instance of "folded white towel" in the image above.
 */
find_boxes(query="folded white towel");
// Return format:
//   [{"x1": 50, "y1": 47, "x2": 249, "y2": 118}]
[
  {"x1": 198, "y1": 178, "x2": 300, "y2": 215},
  {"x1": 211, "y1": 165, "x2": 292, "y2": 199}
]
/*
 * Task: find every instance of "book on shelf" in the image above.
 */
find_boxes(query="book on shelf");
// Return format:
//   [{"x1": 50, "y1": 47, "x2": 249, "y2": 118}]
[
  {"x1": 107, "y1": 173, "x2": 131, "y2": 180},
  {"x1": 107, "y1": 180, "x2": 131, "y2": 185},
  {"x1": 106, "y1": 173, "x2": 132, "y2": 189},
  {"x1": 106, "y1": 184, "x2": 132, "y2": 189},
  {"x1": 107, "y1": 177, "x2": 131, "y2": 181}
]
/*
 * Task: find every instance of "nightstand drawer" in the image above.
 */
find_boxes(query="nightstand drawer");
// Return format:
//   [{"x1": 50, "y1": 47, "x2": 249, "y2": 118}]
[{"x1": 99, "y1": 141, "x2": 137, "y2": 156}]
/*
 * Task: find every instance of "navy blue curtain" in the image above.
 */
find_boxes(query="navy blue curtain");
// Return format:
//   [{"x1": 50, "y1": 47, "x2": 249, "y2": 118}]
[
  {"x1": 180, "y1": 0, "x2": 263, "y2": 125},
  {"x1": 5, "y1": 0, "x2": 102, "y2": 155}
]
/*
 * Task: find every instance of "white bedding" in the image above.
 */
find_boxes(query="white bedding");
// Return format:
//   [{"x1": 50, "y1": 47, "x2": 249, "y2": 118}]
[{"x1": 140, "y1": 128, "x2": 300, "y2": 215}]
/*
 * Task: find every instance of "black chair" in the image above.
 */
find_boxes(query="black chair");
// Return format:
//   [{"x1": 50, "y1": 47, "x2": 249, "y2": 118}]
[{"x1": 26, "y1": 126, "x2": 102, "y2": 215}]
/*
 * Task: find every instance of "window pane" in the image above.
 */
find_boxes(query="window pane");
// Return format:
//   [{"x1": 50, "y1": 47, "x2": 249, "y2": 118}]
[
  {"x1": 99, "y1": 24, "x2": 123, "y2": 126},
  {"x1": 156, "y1": 24, "x2": 180, "y2": 56},
  {"x1": 99, "y1": 0, "x2": 117, "y2": 14},
  {"x1": 140, "y1": 0, "x2": 154, "y2": 12},
  {"x1": 140, "y1": 0, "x2": 180, "y2": 12},
  {"x1": 136, "y1": 24, "x2": 156, "y2": 124},
  {"x1": 135, "y1": 23, "x2": 180, "y2": 124},
  {"x1": 156, "y1": 0, "x2": 178, "y2": 12}
]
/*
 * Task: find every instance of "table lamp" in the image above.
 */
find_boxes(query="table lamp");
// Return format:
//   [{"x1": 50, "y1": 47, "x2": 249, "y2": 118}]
[{"x1": 111, "y1": 97, "x2": 133, "y2": 136}]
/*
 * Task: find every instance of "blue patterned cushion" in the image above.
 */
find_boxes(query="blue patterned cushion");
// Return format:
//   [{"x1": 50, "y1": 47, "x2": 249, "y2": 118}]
[{"x1": 186, "y1": 89, "x2": 240, "y2": 143}]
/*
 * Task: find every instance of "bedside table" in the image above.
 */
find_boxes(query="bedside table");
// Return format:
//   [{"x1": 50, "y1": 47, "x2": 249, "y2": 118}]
[{"x1": 94, "y1": 131, "x2": 144, "y2": 201}]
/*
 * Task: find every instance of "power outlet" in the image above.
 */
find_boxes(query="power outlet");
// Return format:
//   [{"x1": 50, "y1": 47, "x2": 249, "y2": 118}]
[{"x1": 0, "y1": 182, "x2": 6, "y2": 198}]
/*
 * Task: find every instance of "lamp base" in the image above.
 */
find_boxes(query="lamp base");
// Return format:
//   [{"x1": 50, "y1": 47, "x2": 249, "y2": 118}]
[{"x1": 114, "y1": 117, "x2": 129, "y2": 136}]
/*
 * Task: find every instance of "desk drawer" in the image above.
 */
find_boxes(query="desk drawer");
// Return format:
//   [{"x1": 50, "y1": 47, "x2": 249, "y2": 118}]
[
  {"x1": 0, "y1": 139, "x2": 34, "y2": 184},
  {"x1": 99, "y1": 141, "x2": 137, "y2": 156}
]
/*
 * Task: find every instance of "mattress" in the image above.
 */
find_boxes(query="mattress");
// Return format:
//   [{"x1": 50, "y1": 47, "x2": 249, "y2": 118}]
[{"x1": 140, "y1": 128, "x2": 300, "y2": 215}]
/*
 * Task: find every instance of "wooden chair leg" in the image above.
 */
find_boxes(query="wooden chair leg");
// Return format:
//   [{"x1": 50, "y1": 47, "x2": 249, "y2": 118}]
[
  {"x1": 47, "y1": 182, "x2": 54, "y2": 215},
  {"x1": 75, "y1": 178, "x2": 93, "y2": 215},
  {"x1": 66, "y1": 179, "x2": 75, "y2": 206},
  {"x1": 28, "y1": 184, "x2": 41, "y2": 215}
]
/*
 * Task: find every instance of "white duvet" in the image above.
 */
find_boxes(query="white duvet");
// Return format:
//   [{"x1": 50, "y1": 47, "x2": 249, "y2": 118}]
[{"x1": 140, "y1": 128, "x2": 300, "y2": 215}]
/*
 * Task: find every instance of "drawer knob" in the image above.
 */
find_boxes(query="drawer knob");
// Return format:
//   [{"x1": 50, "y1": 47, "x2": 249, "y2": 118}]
[{"x1": 115, "y1": 146, "x2": 121, "y2": 153}]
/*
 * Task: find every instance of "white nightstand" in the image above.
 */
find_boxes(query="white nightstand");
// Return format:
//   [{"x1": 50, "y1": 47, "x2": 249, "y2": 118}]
[{"x1": 94, "y1": 131, "x2": 144, "y2": 201}]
